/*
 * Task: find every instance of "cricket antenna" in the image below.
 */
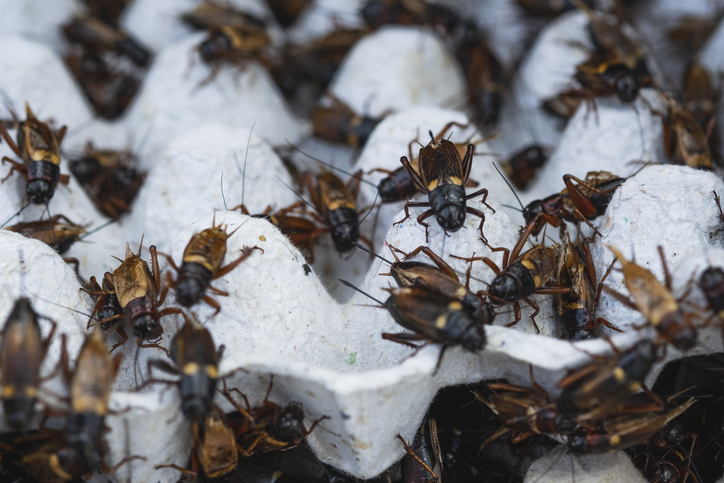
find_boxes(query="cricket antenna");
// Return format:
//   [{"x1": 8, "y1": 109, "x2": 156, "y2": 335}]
[
  {"x1": 0, "y1": 201, "x2": 30, "y2": 228},
  {"x1": 468, "y1": 274, "x2": 491, "y2": 288},
  {"x1": 675, "y1": 438, "x2": 704, "y2": 483},
  {"x1": 516, "y1": 78, "x2": 543, "y2": 146},
  {"x1": 220, "y1": 172, "x2": 228, "y2": 210},
  {"x1": 64, "y1": 115, "x2": 100, "y2": 140},
  {"x1": 369, "y1": 202, "x2": 383, "y2": 251},
  {"x1": 81, "y1": 218, "x2": 119, "y2": 240},
  {"x1": 632, "y1": 101, "x2": 646, "y2": 161},
  {"x1": 285, "y1": 141, "x2": 378, "y2": 188},
  {"x1": 238, "y1": 122, "x2": 256, "y2": 210},
  {"x1": 134, "y1": 116, "x2": 155, "y2": 158},
  {"x1": 352, "y1": 241, "x2": 394, "y2": 265},
  {"x1": 501, "y1": 204, "x2": 523, "y2": 213},
  {"x1": 339, "y1": 279, "x2": 385, "y2": 306},
  {"x1": 357, "y1": 190, "x2": 380, "y2": 227},
  {"x1": 134, "y1": 342, "x2": 142, "y2": 388},
  {"x1": 18, "y1": 248, "x2": 27, "y2": 298},
  {"x1": 22, "y1": 289, "x2": 97, "y2": 321},
  {"x1": 493, "y1": 162, "x2": 525, "y2": 211},
  {"x1": 274, "y1": 175, "x2": 319, "y2": 214},
  {"x1": 43, "y1": 203, "x2": 52, "y2": 223},
  {"x1": 629, "y1": 159, "x2": 653, "y2": 178}
]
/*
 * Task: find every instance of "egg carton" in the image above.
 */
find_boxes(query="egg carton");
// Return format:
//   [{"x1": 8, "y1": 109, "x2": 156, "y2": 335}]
[{"x1": 0, "y1": 0, "x2": 722, "y2": 481}]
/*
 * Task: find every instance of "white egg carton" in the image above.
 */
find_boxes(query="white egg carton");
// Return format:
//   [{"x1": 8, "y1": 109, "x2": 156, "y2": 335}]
[{"x1": 0, "y1": 0, "x2": 722, "y2": 481}]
